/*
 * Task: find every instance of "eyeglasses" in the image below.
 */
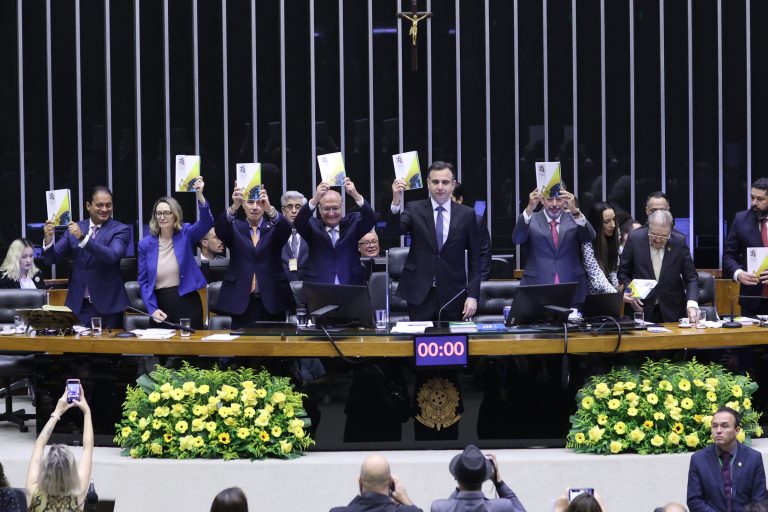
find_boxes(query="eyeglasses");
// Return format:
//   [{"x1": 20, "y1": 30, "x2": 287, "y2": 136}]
[
  {"x1": 648, "y1": 233, "x2": 671, "y2": 241},
  {"x1": 320, "y1": 207, "x2": 341, "y2": 213},
  {"x1": 282, "y1": 204, "x2": 302, "y2": 211},
  {"x1": 155, "y1": 211, "x2": 174, "y2": 218},
  {"x1": 358, "y1": 240, "x2": 379, "y2": 247}
]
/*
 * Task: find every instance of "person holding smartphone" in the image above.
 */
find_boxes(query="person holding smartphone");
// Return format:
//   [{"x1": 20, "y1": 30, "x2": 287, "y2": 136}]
[
  {"x1": 25, "y1": 382, "x2": 93, "y2": 512},
  {"x1": 553, "y1": 489, "x2": 607, "y2": 512},
  {"x1": 329, "y1": 454, "x2": 422, "y2": 512},
  {"x1": 431, "y1": 444, "x2": 526, "y2": 512}
]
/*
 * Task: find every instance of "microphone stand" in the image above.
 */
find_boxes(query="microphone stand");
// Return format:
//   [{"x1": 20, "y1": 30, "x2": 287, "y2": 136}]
[
  {"x1": 425, "y1": 289, "x2": 468, "y2": 333},
  {"x1": 721, "y1": 296, "x2": 743, "y2": 329}
]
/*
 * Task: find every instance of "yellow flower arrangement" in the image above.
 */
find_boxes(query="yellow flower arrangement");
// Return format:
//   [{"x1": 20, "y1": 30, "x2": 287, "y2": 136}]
[
  {"x1": 115, "y1": 363, "x2": 313, "y2": 460},
  {"x1": 567, "y1": 358, "x2": 762, "y2": 455}
]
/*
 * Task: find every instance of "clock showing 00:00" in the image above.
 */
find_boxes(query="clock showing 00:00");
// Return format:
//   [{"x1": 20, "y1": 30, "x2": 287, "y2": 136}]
[{"x1": 413, "y1": 335, "x2": 468, "y2": 366}]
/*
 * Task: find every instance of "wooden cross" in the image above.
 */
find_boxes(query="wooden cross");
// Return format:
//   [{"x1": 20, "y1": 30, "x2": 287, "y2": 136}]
[{"x1": 396, "y1": 0, "x2": 432, "y2": 71}]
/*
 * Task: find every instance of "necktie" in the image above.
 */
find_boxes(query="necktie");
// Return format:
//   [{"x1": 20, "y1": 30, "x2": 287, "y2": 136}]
[
  {"x1": 721, "y1": 452, "x2": 733, "y2": 512},
  {"x1": 84, "y1": 225, "x2": 100, "y2": 298},
  {"x1": 762, "y1": 219, "x2": 768, "y2": 296},
  {"x1": 329, "y1": 227, "x2": 338, "y2": 247},
  {"x1": 549, "y1": 220, "x2": 560, "y2": 284},
  {"x1": 251, "y1": 226, "x2": 260, "y2": 293},
  {"x1": 435, "y1": 205, "x2": 445, "y2": 251},
  {"x1": 290, "y1": 229, "x2": 299, "y2": 258}
]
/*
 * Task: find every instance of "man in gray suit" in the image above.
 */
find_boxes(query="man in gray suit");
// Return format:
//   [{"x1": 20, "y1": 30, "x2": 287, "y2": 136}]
[
  {"x1": 512, "y1": 187, "x2": 595, "y2": 305},
  {"x1": 431, "y1": 445, "x2": 526, "y2": 512},
  {"x1": 329, "y1": 454, "x2": 422, "y2": 512}
]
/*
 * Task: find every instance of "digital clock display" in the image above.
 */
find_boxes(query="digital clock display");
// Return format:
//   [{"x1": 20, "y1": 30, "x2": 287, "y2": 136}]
[{"x1": 413, "y1": 334, "x2": 468, "y2": 366}]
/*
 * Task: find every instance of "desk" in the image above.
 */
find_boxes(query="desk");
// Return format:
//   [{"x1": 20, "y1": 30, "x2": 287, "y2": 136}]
[{"x1": 1, "y1": 324, "x2": 767, "y2": 357}]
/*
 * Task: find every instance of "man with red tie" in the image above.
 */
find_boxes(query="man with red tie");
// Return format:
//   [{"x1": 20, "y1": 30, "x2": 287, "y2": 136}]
[{"x1": 723, "y1": 178, "x2": 768, "y2": 317}]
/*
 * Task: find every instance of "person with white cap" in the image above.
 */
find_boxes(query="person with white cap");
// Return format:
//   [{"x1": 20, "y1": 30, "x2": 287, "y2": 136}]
[{"x1": 431, "y1": 444, "x2": 526, "y2": 512}]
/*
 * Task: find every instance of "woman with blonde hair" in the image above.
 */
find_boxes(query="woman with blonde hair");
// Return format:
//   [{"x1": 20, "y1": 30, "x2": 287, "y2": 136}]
[
  {"x1": 25, "y1": 383, "x2": 93, "y2": 512},
  {"x1": 0, "y1": 238, "x2": 45, "y2": 289},
  {"x1": 138, "y1": 177, "x2": 213, "y2": 329}
]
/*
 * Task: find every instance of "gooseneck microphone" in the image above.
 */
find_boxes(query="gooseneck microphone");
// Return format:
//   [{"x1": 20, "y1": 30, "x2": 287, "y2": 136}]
[
  {"x1": 436, "y1": 288, "x2": 469, "y2": 326},
  {"x1": 126, "y1": 301, "x2": 196, "y2": 333}
]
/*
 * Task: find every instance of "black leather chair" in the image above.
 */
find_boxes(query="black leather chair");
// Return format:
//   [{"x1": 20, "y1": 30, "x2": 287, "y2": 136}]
[
  {"x1": 290, "y1": 281, "x2": 306, "y2": 309},
  {"x1": 205, "y1": 281, "x2": 233, "y2": 328},
  {"x1": 0, "y1": 289, "x2": 46, "y2": 431},
  {"x1": 475, "y1": 280, "x2": 520, "y2": 322},
  {"x1": 489, "y1": 256, "x2": 514, "y2": 279},
  {"x1": 208, "y1": 315, "x2": 232, "y2": 330},
  {"x1": 123, "y1": 314, "x2": 151, "y2": 331},
  {"x1": 120, "y1": 257, "x2": 138, "y2": 282},
  {"x1": 697, "y1": 271, "x2": 718, "y2": 321},
  {"x1": 205, "y1": 258, "x2": 230, "y2": 284},
  {"x1": 386, "y1": 247, "x2": 410, "y2": 322}
]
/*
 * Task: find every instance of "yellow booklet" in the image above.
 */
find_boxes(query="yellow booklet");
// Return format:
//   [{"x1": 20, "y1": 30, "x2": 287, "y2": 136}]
[
  {"x1": 175, "y1": 155, "x2": 201, "y2": 192},
  {"x1": 392, "y1": 151, "x2": 423, "y2": 190},
  {"x1": 236, "y1": 163, "x2": 262, "y2": 201}
]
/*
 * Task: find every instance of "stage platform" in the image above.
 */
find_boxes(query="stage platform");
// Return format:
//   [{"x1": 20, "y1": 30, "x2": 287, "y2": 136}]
[{"x1": 4, "y1": 396, "x2": 766, "y2": 512}]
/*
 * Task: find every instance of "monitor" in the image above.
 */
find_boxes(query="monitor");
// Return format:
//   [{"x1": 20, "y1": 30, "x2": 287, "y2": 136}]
[
  {"x1": 505, "y1": 282, "x2": 578, "y2": 326},
  {"x1": 581, "y1": 291, "x2": 625, "y2": 318},
  {"x1": 303, "y1": 283, "x2": 375, "y2": 328}
]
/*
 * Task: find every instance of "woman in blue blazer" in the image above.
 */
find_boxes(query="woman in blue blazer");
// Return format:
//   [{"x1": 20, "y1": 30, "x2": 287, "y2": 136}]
[{"x1": 138, "y1": 177, "x2": 214, "y2": 329}]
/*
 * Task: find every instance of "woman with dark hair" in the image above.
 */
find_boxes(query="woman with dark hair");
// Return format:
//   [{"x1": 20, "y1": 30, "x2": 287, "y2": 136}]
[
  {"x1": 25, "y1": 383, "x2": 93, "y2": 512},
  {"x1": 210, "y1": 487, "x2": 249, "y2": 512},
  {"x1": 582, "y1": 202, "x2": 622, "y2": 295},
  {"x1": 554, "y1": 490, "x2": 606, "y2": 512},
  {"x1": 138, "y1": 177, "x2": 213, "y2": 329},
  {"x1": 0, "y1": 238, "x2": 45, "y2": 289}
]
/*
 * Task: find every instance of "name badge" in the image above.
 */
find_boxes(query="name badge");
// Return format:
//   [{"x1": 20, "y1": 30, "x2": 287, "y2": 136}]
[{"x1": 289, "y1": 258, "x2": 298, "y2": 272}]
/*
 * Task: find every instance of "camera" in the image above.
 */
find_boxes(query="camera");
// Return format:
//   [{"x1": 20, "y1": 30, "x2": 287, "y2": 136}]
[{"x1": 568, "y1": 488, "x2": 594, "y2": 502}]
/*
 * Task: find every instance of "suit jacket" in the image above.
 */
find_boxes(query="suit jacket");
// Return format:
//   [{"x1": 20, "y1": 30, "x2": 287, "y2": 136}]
[
  {"x1": 0, "y1": 270, "x2": 46, "y2": 289},
  {"x1": 215, "y1": 211, "x2": 294, "y2": 315},
  {"x1": 281, "y1": 232, "x2": 310, "y2": 282},
  {"x1": 43, "y1": 217, "x2": 130, "y2": 315},
  {"x1": 430, "y1": 483, "x2": 526, "y2": 512},
  {"x1": 511, "y1": 210, "x2": 595, "y2": 305},
  {"x1": 293, "y1": 200, "x2": 377, "y2": 286},
  {"x1": 330, "y1": 492, "x2": 423, "y2": 512},
  {"x1": 687, "y1": 442, "x2": 767, "y2": 512},
  {"x1": 387, "y1": 199, "x2": 481, "y2": 306},
  {"x1": 723, "y1": 209, "x2": 766, "y2": 311},
  {"x1": 618, "y1": 226, "x2": 699, "y2": 322},
  {"x1": 476, "y1": 211, "x2": 492, "y2": 281},
  {"x1": 137, "y1": 202, "x2": 214, "y2": 315}
]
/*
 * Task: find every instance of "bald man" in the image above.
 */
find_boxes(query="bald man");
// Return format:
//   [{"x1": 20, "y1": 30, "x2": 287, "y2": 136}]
[
  {"x1": 329, "y1": 454, "x2": 422, "y2": 512},
  {"x1": 294, "y1": 178, "x2": 376, "y2": 285}
]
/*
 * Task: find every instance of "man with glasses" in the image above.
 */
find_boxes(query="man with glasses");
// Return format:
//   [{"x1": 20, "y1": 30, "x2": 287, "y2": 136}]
[
  {"x1": 618, "y1": 209, "x2": 699, "y2": 324},
  {"x1": 280, "y1": 190, "x2": 309, "y2": 282},
  {"x1": 294, "y1": 177, "x2": 376, "y2": 286},
  {"x1": 358, "y1": 230, "x2": 380, "y2": 282},
  {"x1": 198, "y1": 228, "x2": 225, "y2": 261}
]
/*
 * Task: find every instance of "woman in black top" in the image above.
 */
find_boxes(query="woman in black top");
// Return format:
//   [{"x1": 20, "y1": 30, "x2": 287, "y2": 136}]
[{"x1": 0, "y1": 238, "x2": 45, "y2": 289}]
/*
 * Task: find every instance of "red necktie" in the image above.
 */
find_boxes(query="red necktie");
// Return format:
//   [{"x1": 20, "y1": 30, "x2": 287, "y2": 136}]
[
  {"x1": 762, "y1": 220, "x2": 768, "y2": 296},
  {"x1": 550, "y1": 219, "x2": 560, "y2": 284}
]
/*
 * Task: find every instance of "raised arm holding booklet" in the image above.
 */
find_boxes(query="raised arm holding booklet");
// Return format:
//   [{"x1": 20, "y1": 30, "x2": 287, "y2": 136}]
[
  {"x1": 535, "y1": 161, "x2": 562, "y2": 198},
  {"x1": 392, "y1": 151, "x2": 423, "y2": 190},
  {"x1": 316, "y1": 152, "x2": 346, "y2": 186},
  {"x1": 175, "y1": 154, "x2": 201, "y2": 192},
  {"x1": 236, "y1": 163, "x2": 262, "y2": 200},
  {"x1": 46, "y1": 189, "x2": 72, "y2": 226}
]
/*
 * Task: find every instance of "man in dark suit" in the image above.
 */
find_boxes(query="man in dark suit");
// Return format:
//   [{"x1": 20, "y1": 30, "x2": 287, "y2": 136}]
[
  {"x1": 280, "y1": 190, "x2": 310, "y2": 282},
  {"x1": 43, "y1": 185, "x2": 130, "y2": 327},
  {"x1": 214, "y1": 184, "x2": 293, "y2": 329},
  {"x1": 618, "y1": 209, "x2": 699, "y2": 324},
  {"x1": 329, "y1": 454, "x2": 422, "y2": 512},
  {"x1": 687, "y1": 406, "x2": 766, "y2": 512},
  {"x1": 512, "y1": 186, "x2": 595, "y2": 305},
  {"x1": 294, "y1": 178, "x2": 376, "y2": 286},
  {"x1": 723, "y1": 177, "x2": 768, "y2": 317},
  {"x1": 389, "y1": 162, "x2": 480, "y2": 321}
]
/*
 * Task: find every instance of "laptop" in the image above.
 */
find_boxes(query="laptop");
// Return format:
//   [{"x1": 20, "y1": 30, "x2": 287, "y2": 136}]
[{"x1": 581, "y1": 292, "x2": 625, "y2": 319}]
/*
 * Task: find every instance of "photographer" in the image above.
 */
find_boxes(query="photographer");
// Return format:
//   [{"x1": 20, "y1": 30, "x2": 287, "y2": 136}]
[
  {"x1": 329, "y1": 454, "x2": 421, "y2": 512},
  {"x1": 431, "y1": 445, "x2": 526, "y2": 512}
]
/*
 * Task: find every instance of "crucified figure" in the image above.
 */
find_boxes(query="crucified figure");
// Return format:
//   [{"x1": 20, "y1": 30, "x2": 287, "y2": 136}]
[{"x1": 400, "y1": 12, "x2": 430, "y2": 46}]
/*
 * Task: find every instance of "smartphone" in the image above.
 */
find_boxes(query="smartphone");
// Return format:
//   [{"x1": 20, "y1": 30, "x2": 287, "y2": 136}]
[
  {"x1": 568, "y1": 488, "x2": 594, "y2": 502},
  {"x1": 66, "y1": 379, "x2": 81, "y2": 404},
  {"x1": 389, "y1": 481, "x2": 395, "y2": 495}
]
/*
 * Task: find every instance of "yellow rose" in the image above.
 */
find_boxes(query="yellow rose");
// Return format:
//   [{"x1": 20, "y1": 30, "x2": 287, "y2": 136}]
[
  {"x1": 743, "y1": 398, "x2": 752, "y2": 410},
  {"x1": 640, "y1": 379, "x2": 652, "y2": 392},
  {"x1": 681, "y1": 398, "x2": 694, "y2": 410},
  {"x1": 182, "y1": 381, "x2": 196, "y2": 394},
  {"x1": 693, "y1": 414, "x2": 703, "y2": 423},
  {"x1": 653, "y1": 412, "x2": 665, "y2": 421},
  {"x1": 197, "y1": 384, "x2": 210, "y2": 394},
  {"x1": 629, "y1": 428, "x2": 645, "y2": 443},
  {"x1": 706, "y1": 391, "x2": 718, "y2": 402},
  {"x1": 259, "y1": 430, "x2": 270, "y2": 442},
  {"x1": 148, "y1": 392, "x2": 161, "y2": 403},
  {"x1": 693, "y1": 379, "x2": 704, "y2": 387},
  {"x1": 678, "y1": 379, "x2": 691, "y2": 391},
  {"x1": 737, "y1": 430, "x2": 746, "y2": 443},
  {"x1": 128, "y1": 411, "x2": 138, "y2": 422},
  {"x1": 175, "y1": 420, "x2": 188, "y2": 434},
  {"x1": 279, "y1": 440, "x2": 293, "y2": 453},
  {"x1": 191, "y1": 418, "x2": 205, "y2": 432},
  {"x1": 627, "y1": 407, "x2": 638, "y2": 417},
  {"x1": 255, "y1": 388, "x2": 267, "y2": 399},
  {"x1": 150, "y1": 443, "x2": 163, "y2": 455},
  {"x1": 597, "y1": 414, "x2": 608, "y2": 426},
  {"x1": 206, "y1": 421, "x2": 217, "y2": 433},
  {"x1": 711, "y1": 403, "x2": 719, "y2": 413},
  {"x1": 130, "y1": 448, "x2": 139, "y2": 458},
  {"x1": 121, "y1": 426, "x2": 132, "y2": 438},
  {"x1": 160, "y1": 383, "x2": 172, "y2": 393},
  {"x1": 230, "y1": 403, "x2": 242, "y2": 414},
  {"x1": 667, "y1": 432, "x2": 680, "y2": 445},
  {"x1": 294, "y1": 428, "x2": 305, "y2": 439},
  {"x1": 646, "y1": 393, "x2": 659, "y2": 405},
  {"x1": 608, "y1": 399, "x2": 621, "y2": 410},
  {"x1": 241, "y1": 380, "x2": 255, "y2": 389},
  {"x1": 650, "y1": 435, "x2": 664, "y2": 447},
  {"x1": 588, "y1": 426, "x2": 605, "y2": 442},
  {"x1": 192, "y1": 405, "x2": 206, "y2": 416},
  {"x1": 138, "y1": 417, "x2": 149, "y2": 430},
  {"x1": 271, "y1": 391, "x2": 286, "y2": 404},
  {"x1": 659, "y1": 380, "x2": 673, "y2": 391},
  {"x1": 612, "y1": 382, "x2": 625, "y2": 395},
  {"x1": 171, "y1": 403, "x2": 185, "y2": 416},
  {"x1": 594, "y1": 383, "x2": 610, "y2": 399},
  {"x1": 241, "y1": 389, "x2": 257, "y2": 406},
  {"x1": 218, "y1": 432, "x2": 231, "y2": 444},
  {"x1": 154, "y1": 406, "x2": 170, "y2": 418},
  {"x1": 705, "y1": 378, "x2": 719, "y2": 388},
  {"x1": 625, "y1": 393, "x2": 639, "y2": 406},
  {"x1": 574, "y1": 432, "x2": 586, "y2": 444},
  {"x1": 756, "y1": 426, "x2": 763, "y2": 437},
  {"x1": 141, "y1": 430, "x2": 151, "y2": 442},
  {"x1": 264, "y1": 404, "x2": 275, "y2": 414},
  {"x1": 170, "y1": 388, "x2": 185, "y2": 401},
  {"x1": 732, "y1": 384, "x2": 743, "y2": 397},
  {"x1": 244, "y1": 407, "x2": 256, "y2": 418},
  {"x1": 284, "y1": 405, "x2": 295, "y2": 418},
  {"x1": 609, "y1": 441, "x2": 623, "y2": 454},
  {"x1": 237, "y1": 428, "x2": 250, "y2": 439},
  {"x1": 726, "y1": 401, "x2": 741, "y2": 412},
  {"x1": 664, "y1": 394, "x2": 678, "y2": 408},
  {"x1": 179, "y1": 435, "x2": 195, "y2": 450},
  {"x1": 613, "y1": 422, "x2": 627, "y2": 435},
  {"x1": 643, "y1": 420, "x2": 654, "y2": 429},
  {"x1": 702, "y1": 415, "x2": 713, "y2": 429},
  {"x1": 254, "y1": 413, "x2": 270, "y2": 427},
  {"x1": 624, "y1": 381, "x2": 637, "y2": 390},
  {"x1": 581, "y1": 396, "x2": 594, "y2": 410},
  {"x1": 224, "y1": 417, "x2": 236, "y2": 426},
  {"x1": 685, "y1": 433, "x2": 700, "y2": 448},
  {"x1": 271, "y1": 426, "x2": 282, "y2": 437},
  {"x1": 218, "y1": 406, "x2": 231, "y2": 418}
]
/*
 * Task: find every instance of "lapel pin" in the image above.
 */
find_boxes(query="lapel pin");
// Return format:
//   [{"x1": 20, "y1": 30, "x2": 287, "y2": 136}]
[{"x1": 738, "y1": 462, "x2": 743, "y2": 467}]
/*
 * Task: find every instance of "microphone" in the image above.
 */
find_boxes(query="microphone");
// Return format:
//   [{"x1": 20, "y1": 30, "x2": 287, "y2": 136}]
[
  {"x1": 436, "y1": 289, "x2": 468, "y2": 326},
  {"x1": 722, "y1": 295, "x2": 768, "y2": 328},
  {"x1": 125, "y1": 304, "x2": 196, "y2": 333}
]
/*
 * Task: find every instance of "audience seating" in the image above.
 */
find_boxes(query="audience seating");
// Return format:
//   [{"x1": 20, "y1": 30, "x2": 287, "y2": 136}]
[
  {"x1": 475, "y1": 280, "x2": 519, "y2": 323},
  {"x1": 0, "y1": 289, "x2": 46, "y2": 431}
]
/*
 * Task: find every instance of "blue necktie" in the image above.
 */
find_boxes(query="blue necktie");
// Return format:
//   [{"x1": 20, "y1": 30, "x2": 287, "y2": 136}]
[{"x1": 435, "y1": 205, "x2": 445, "y2": 251}]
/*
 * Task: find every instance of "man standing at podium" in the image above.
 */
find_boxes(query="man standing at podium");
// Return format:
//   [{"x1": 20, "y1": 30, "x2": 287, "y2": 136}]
[
  {"x1": 43, "y1": 186, "x2": 130, "y2": 328},
  {"x1": 723, "y1": 177, "x2": 768, "y2": 317}
]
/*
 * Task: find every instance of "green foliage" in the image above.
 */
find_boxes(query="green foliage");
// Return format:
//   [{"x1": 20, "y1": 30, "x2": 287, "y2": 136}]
[
  {"x1": 114, "y1": 362, "x2": 313, "y2": 460},
  {"x1": 567, "y1": 358, "x2": 763, "y2": 455}
]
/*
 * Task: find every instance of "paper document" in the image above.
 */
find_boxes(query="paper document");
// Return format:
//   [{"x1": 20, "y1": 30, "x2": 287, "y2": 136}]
[
  {"x1": 390, "y1": 321, "x2": 433, "y2": 334},
  {"x1": 202, "y1": 334, "x2": 241, "y2": 341},
  {"x1": 535, "y1": 162, "x2": 561, "y2": 198},
  {"x1": 746, "y1": 247, "x2": 768, "y2": 275},
  {"x1": 134, "y1": 328, "x2": 177, "y2": 339},
  {"x1": 46, "y1": 189, "x2": 72, "y2": 226},
  {"x1": 236, "y1": 163, "x2": 262, "y2": 201},
  {"x1": 317, "y1": 152, "x2": 346, "y2": 186},
  {"x1": 392, "y1": 151, "x2": 423, "y2": 190},
  {"x1": 175, "y1": 155, "x2": 201, "y2": 192}
]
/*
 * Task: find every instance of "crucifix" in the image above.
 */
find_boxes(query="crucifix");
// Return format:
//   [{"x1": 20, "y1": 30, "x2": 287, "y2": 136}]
[{"x1": 397, "y1": 0, "x2": 432, "y2": 71}]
